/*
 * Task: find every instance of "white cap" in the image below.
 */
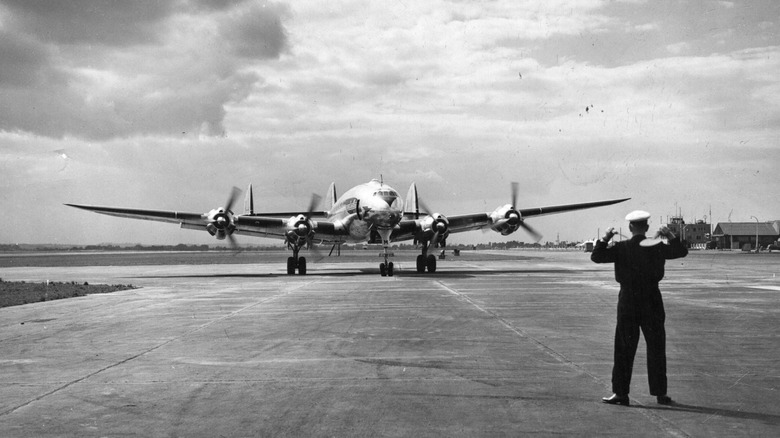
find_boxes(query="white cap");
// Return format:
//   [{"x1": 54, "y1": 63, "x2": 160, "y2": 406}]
[{"x1": 625, "y1": 210, "x2": 651, "y2": 222}]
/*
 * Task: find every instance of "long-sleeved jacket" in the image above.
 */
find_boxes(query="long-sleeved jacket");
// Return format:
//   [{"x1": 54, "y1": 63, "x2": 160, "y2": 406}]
[{"x1": 591, "y1": 235, "x2": 688, "y2": 287}]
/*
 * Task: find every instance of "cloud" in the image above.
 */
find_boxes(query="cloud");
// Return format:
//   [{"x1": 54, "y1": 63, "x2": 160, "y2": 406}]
[
  {"x1": 1, "y1": 0, "x2": 174, "y2": 46},
  {"x1": 0, "y1": 30, "x2": 59, "y2": 87},
  {"x1": 219, "y1": 2, "x2": 289, "y2": 59},
  {"x1": 0, "y1": 0, "x2": 289, "y2": 140}
]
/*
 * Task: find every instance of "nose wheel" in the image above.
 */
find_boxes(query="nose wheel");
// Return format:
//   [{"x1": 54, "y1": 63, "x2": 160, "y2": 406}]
[
  {"x1": 377, "y1": 227, "x2": 394, "y2": 277},
  {"x1": 380, "y1": 261, "x2": 394, "y2": 277}
]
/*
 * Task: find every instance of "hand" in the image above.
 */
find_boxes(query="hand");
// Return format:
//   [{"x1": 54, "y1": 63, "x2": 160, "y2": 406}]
[
  {"x1": 657, "y1": 226, "x2": 675, "y2": 239},
  {"x1": 602, "y1": 227, "x2": 616, "y2": 242}
]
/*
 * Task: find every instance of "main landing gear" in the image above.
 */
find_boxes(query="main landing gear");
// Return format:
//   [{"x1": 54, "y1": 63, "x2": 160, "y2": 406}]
[
  {"x1": 415, "y1": 242, "x2": 437, "y2": 273},
  {"x1": 286, "y1": 246, "x2": 307, "y2": 275},
  {"x1": 287, "y1": 256, "x2": 306, "y2": 275},
  {"x1": 416, "y1": 254, "x2": 437, "y2": 273}
]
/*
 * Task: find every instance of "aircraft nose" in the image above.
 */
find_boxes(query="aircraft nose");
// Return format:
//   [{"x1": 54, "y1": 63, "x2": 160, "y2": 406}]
[{"x1": 365, "y1": 197, "x2": 401, "y2": 227}]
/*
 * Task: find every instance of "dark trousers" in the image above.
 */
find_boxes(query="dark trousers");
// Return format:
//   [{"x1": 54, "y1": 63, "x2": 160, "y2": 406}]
[{"x1": 612, "y1": 287, "x2": 667, "y2": 396}]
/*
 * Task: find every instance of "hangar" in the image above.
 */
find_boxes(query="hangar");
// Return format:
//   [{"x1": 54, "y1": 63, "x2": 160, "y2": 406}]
[{"x1": 712, "y1": 221, "x2": 780, "y2": 250}]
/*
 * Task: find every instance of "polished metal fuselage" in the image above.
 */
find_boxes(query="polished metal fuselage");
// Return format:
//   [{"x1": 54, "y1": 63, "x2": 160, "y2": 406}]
[{"x1": 326, "y1": 179, "x2": 402, "y2": 243}]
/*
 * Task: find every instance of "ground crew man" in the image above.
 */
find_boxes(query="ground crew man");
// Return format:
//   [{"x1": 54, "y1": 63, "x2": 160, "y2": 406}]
[{"x1": 591, "y1": 210, "x2": 688, "y2": 406}]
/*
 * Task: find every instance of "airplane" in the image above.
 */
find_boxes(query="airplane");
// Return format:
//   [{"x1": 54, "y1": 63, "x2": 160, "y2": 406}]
[{"x1": 66, "y1": 179, "x2": 629, "y2": 276}]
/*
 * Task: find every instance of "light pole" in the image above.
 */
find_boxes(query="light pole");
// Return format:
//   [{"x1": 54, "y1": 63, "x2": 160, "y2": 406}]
[{"x1": 750, "y1": 216, "x2": 759, "y2": 253}]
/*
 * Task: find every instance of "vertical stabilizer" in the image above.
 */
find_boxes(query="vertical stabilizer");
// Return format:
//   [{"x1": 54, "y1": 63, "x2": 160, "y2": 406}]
[
  {"x1": 244, "y1": 184, "x2": 254, "y2": 215},
  {"x1": 405, "y1": 182, "x2": 420, "y2": 218},
  {"x1": 325, "y1": 182, "x2": 337, "y2": 212}
]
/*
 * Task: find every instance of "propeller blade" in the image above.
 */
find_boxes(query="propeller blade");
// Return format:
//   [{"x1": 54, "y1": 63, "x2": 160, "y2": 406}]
[
  {"x1": 225, "y1": 186, "x2": 242, "y2": 213},
  {"x1": 511, "y1": 181, "x2": 519, "y2": 208},
  {"x1": 519, "y1": 220, "x2": 543, "y2": 242},
  {"x1": 307, "y1": 238, "x2": 326, "y2": 262},
  {"x1": 227, "y1": 233, "x2": 242, "y2": 253},
  {"x1": 307, "y1": 193, "x2": 322, "y2": 216},
  {"x1": 431, "y1": 231, "x2": 441, "y2": 248},
  {"x1": 417, "y1": 197, "x2": 433, "y2": 216}
]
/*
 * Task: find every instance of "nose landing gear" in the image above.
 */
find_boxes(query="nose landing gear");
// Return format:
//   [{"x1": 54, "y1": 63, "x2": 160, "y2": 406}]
[{"x1": 377, "y1": 227, "x2": 394, "y2": 277}]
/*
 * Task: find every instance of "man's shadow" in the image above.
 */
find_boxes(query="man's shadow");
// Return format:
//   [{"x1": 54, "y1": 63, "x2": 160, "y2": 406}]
[{"x1": 636, "y1": 402, "x2": 780, "y2": 425}]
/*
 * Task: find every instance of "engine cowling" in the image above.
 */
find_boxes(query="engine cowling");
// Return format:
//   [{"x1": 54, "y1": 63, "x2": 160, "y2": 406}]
[
  {"x1": 490, "y1": 204, "x2": 521, "y2": 236},
  {"x1": 206, "y1": 207, "x2": 236, "y2": 240},
  {"x1": 286, "y1": 214, "x2": 315, "y2": 246},
  {"x1": 419, "y1": 213, "x2": 450, "y2": 247}
]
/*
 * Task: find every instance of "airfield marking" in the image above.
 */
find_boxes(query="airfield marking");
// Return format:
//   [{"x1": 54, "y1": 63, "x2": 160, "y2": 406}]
[
  {"x1": 433, "y1": 278, "x2": 693, "y2": 438},
  {"x1": 0, "y1": 280, "x2": 317, "y2": 417},
  {"x1": 748, "y1": 285, "x2": 780, "y2": 291},
  {"x1": 432, "y1": 280, "x2": 599, "y2": 378}
]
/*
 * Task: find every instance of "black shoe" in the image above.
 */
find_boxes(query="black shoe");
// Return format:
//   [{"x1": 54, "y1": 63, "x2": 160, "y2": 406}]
[
  {"x1": 657, "y1": 395, "x2": 673, "y2": 405},
  {"x1": 602, "y1": 394, "x2": 630, "y2": 406}
]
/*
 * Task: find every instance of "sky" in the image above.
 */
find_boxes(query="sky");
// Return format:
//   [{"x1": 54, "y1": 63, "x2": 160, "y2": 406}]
[{"x1": 1, "y1": 0, "x2": 779, "y2": 246}]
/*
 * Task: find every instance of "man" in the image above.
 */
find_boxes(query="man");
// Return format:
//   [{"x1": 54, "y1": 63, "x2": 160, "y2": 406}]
[{"x1": 591, "y1": 210, "x2": 688, "y2": 406}]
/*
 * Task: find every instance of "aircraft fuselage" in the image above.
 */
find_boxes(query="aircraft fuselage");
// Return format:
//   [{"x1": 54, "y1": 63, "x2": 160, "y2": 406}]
[{"x1": 327, "y1": 179, "x2": 402, "y2": 243}]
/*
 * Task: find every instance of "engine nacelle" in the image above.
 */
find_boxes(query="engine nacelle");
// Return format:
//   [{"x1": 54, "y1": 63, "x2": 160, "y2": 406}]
[
  {"x1": 490, "y1": 204, "x2": 522, "y2": 236},
  {"x1": 286, "y1": 214, "x2": 315, "y2": 246},
  {"x1": 206, "y1": 207, "x2": 236, "y2": 240},
  {"x1": 419, "y1": 213, "x2": 450, "y2": 247}
]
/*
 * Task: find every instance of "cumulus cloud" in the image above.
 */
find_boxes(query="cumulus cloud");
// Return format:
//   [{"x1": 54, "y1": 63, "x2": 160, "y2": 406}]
[{"x1": 0, "y1": 0, "x2": 289, "y2": 140}]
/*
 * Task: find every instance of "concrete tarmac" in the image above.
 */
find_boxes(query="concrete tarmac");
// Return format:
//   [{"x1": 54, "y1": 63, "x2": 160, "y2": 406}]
[{"x1": 1, "y1": 250, "x2": 779, "y2": 437}]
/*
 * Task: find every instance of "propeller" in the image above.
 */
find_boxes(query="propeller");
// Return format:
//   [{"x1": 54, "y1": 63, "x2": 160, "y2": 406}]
[
  {"x1": 417, "y1": 197, "x2": 449, "y2": 248},
  {"x1": 304, "y1": 193, "x2": 327, "y2": 262},
  {"x1": 430, "y1": 217, "x2": 448, "y2": 248},
  {"x1": 225, "y1": 186, "x2": 241, "y2": 214},
  {"x1": 487, "y1": 182, "x2": 542, "y2": 242},
  {"x1": 508, "y1": 182, "x2": 542, "y2": 242},
  {"x1": 286, "y1": 193, "x2": 326, "y2": 261},
  {"x1": 304, "y1": 193, "x2": 322, "y2": 247},
  {"x1": 294, "y1": 194, "x2": 321, "y2": 237},
  {"x1": 518, "y1": 219, "x2": 542, "y2": 242},
  {"x1": 206, "y1": 186, "x2": 242, "y2": 249},
  {"x1": 224, "y1": 187, "x2": 241, "y2": 250}
]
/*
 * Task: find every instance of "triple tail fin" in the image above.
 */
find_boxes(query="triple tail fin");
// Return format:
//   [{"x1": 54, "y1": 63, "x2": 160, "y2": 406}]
[
  {"x1": 325, "y1": 182, "x2": 337, "y2": 213},
  {"x1": 405, "y1": 182, "x2": 420, "y2": 218},
  {"x1": 244, "y1": 184, "x2": 254, "y2": 215}
]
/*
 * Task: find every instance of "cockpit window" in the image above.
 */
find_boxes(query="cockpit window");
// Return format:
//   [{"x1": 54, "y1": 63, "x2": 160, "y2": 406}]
[{"x1": 374, "y1": 190, "x2": 400, "y2": 207}]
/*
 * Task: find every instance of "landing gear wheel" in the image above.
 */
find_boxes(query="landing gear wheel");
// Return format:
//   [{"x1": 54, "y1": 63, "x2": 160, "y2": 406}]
[
  {"x1": 287, "y1": 257, "x2": 296, "y2": 275},
  {"x1": 387, "y1": 262, "x2": 394, "y2": 277},
  {"x1": 380, "y1": 263, "x2": 387, "y2": 277},
  {"x1": 426, "y1": 254, "x2": 437, "y2": 273},
  {"x1": 298, "y1": 257, "x2": 307, "y2": 275},
  {"x1": 416, "y1": 255, "x2": 426, "y2": 273}
]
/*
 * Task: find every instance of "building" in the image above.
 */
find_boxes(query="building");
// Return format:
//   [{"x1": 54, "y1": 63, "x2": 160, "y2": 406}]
[
  {"x1": 712, "y1": 221, "x2": 780, "y2": 250},
  {"x1": 666, "y1": 216, "x2": 711, "y2": 248}
]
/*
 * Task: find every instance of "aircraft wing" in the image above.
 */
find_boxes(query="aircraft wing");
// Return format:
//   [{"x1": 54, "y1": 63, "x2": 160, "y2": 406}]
[
  {"x1": 447, "y1": 197, "x2": 631, "y2": 233},
  {"x1": 66, "y1": 204, "x2": 344, "y2": 242},
  {"x1": 235, "y1": 215, "x2": 339, "y2": 240},
  {"x1": 516, "y1": 198, "x2": 632, "y2": 219},
  {"x1": 65, "y1": 204, "x2": 206, "y2": 226},
  {"x1": 391, "y1": 197, "x2": 630, "y2": 242}
]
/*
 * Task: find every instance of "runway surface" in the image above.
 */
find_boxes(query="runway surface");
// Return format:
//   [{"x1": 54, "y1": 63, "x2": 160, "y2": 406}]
[{"x1": 1, "y1": 250, "x2": 779, "y2": 437}]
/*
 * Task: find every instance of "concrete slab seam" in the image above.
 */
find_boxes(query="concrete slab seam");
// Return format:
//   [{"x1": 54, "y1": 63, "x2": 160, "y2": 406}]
[{"x1": 0, "y1": 280, "x2": 315, "y2": 417}]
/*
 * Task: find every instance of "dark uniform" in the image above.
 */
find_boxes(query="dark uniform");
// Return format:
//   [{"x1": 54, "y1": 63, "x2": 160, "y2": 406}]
[{"x1": 591, "y1": 233, "x2": 687, "y2": 397}]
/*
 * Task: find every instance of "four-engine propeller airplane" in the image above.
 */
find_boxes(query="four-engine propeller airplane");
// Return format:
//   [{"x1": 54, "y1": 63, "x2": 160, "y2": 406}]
[{"x1": 67, "y1": 179, "x2": 629, "y2": 276}]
